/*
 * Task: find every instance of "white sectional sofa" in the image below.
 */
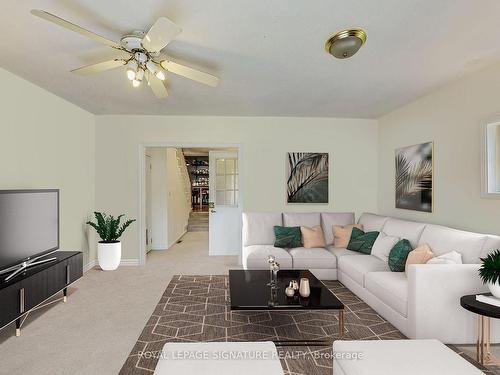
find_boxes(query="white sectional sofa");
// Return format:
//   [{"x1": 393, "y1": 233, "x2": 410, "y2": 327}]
[{"x1": 242, "y1": 211, "x2": 500, "y2": 344}]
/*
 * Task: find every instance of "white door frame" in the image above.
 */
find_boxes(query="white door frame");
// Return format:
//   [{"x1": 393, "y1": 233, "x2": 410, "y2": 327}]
[{"x1": 138, "y1": 142, "x2": 243, "y2": 265}]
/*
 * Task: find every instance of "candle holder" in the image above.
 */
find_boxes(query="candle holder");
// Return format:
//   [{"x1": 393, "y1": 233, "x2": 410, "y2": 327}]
[{"x1": 267, "y1": 255, "x2": 280, "y2": 289}]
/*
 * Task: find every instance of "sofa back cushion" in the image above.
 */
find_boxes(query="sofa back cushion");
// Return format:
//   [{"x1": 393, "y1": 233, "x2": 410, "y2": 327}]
[
  {"x1": 301, "y1": 225, "x2": 326, "y2": 248},
  {"x1": 358, "y1": 213, "x2": 388, "y2": 232},
  {"x1": 382, "y1": 218, "x2": 427, "y2": 248},
  {"x1": 283, "y1": 212, "x2": 321, "y2": 228},
  {"x1": 321, "y1": 212, "x2": 355, "y2": 246},
  {"x1": 242, "y1": 212, "x2": 282, "y2": 246},
  {"x1": 481, "y1": 235, "x2": 500, "y2": 259},
  {"x1": 418, "y1": 225, "x2": 487, "y2": 264}
]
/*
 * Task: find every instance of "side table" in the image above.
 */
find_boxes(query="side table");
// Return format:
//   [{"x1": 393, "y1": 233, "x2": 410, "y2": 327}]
[{"x1": 461, "y1": 293, "x2": 500, "y2": 365}]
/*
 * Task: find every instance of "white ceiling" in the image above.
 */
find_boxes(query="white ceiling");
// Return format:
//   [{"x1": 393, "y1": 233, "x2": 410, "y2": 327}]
[{"x1": 2, "y1": 1, "x2": 500, "y2": 117}]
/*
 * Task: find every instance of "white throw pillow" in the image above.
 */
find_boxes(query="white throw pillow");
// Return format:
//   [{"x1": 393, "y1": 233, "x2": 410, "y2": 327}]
[
  {"x1": 426, "y1": 251, "x2": 463, "y2": 265},
  {"x1": 371, "y1": 232, "x2": 400, "y2": 263}
]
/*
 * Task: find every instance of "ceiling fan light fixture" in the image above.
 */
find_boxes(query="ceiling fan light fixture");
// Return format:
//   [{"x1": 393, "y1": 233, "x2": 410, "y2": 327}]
[
  {"x1": 155, "y1": 69, "x2": 166, "y2": 81},
  {"x1": 135, "y1": 68, "x2": 145, "y2": 82},
  {"x1": 126, "y1": 60, "x2": 138, "y2": 80},
  {"x1": 132, "y1": 79, "x2": 141, "y2": 88},
  {"x1": 325, "y1": 28, "x2": 367, "y2": 59}
]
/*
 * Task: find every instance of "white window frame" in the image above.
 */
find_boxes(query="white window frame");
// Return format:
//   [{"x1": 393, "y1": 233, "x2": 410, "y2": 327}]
[{"x1": 481, "y1": 116, "x2": 500, "y2": 198}]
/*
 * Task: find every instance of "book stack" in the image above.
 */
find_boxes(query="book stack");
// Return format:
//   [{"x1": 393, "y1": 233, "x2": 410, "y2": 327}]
[{"x1": 476, "y1": 294, "x2": 500, "y2": 307}]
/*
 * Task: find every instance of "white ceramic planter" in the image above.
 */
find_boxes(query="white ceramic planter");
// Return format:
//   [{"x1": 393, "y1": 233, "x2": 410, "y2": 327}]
[
  {"x1": 97, "y1": 242, "x2": 121, "y2": 271},
  {"x1": 488, "y1": 282, "x2": 500, "y2": 299}
]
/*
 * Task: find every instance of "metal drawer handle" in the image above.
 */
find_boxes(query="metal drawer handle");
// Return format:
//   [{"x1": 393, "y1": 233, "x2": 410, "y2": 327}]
[{"x1": 66, "y1": 265, "x2": 70, "y2": 284}]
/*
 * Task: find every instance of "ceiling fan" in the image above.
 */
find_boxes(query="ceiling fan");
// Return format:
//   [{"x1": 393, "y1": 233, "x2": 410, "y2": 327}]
[{"x1": 30, "y1": 10, "x2": 219, "y2": 98}]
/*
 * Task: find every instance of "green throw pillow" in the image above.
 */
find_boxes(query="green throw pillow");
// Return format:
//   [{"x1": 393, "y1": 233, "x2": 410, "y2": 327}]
[
  {"x1": 274, "y1": 226, "x2": 302, "y2": 248},
  {"x1": 347, "y1": 227, "x2": 379, "y2": 254},
  {"x1": 388, "y1": 239, "x2": 413, "y2": 272}
]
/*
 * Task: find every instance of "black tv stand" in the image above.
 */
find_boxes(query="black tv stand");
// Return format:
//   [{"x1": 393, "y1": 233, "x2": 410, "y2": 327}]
[{"x1": 0, "y1": 251, "x2": 82, "y2": 336}]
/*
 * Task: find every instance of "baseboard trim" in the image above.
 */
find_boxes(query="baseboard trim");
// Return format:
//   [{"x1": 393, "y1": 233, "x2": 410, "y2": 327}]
[
  {"x1": 84, "y1": 259, "x2": 97, "y2": 272},
  {"x1": 120, "y1": 259, "x2": 140, "y2": 266},
  {"x1": 168, "y1": 230, "x2": 187, "y2": 249},
  {"x1": 84, "y1": 258, "x2": 140, "y2": 271}
]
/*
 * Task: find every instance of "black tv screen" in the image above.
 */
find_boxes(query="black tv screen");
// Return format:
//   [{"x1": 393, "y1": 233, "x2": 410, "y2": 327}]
[{"x1": 0, "y1": 190, "x2": 59, "y2": 272}]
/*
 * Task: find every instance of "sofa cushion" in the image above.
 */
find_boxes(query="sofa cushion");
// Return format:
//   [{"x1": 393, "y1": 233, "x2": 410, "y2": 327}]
[
  {"x1": 283, "y1": 212, "x2": 321, "y2": 228},
  {"x1": 426, "y1": 251, "x2": 463, "y2": 265},
  {"x1": 365, "y1": 272, "x2": 408, "y2": 317},
  {"x1": 347, "y1": 228, "x2": 379, "y2": 254},
  {"x1": 358, "y1": 213, "x2": 389, "y2": 232},
  {"x1": 320, "y1": 212, "x2": 355, "y2": 246},
  {"x1": 327, "y1": 246, "x2": 363, "y2": 259},
  {"x1": 273, "y1": 226, "x2": 302, "y2": 248},
  {"x1": 243, "y1": 245, "x2": 293, "y2": 269},
  {"x1": 480, "y1": 235, "x2": 500, "y2": 259},
  {"x1": 418, "y1": 225, "x2": 487, "y2": 264},
  {"x1": 371, "y1": 232, "x2": 400, "y2": 263},
  {"x1": 333, "y1": 224, "x2": 364, "y2": 248},
  {"x1": 338, "y1": 255, "x2": 389, "y2": 287},
  {"x1": 388, "y1": 239, "x2": 413, "y2": 272},
  {"x1": 300, "y1": 226, "x2": 326, "y2": 248},
  {"x1": 289, "y1": 247, "x2": 337, "y2": 269},
  {"x1": 382, "y1": 218, "x2": 426, "y2": 248},
  {"x1": 405, "y1": 244, "x2": 434, "y2": 274},
  {"x1": 243, "y1": 212, "x2": 282, "y2": 246}
]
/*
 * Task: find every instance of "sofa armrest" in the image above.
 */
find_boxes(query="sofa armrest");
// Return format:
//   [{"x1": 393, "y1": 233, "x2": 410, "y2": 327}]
[{"x1": 407, "y1": 264, "x2": 489, "y2": 343}]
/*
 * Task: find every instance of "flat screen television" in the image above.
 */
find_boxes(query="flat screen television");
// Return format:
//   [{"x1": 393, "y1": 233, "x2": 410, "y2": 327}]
[{"x1": 0, "y1": 190, "x2": 59, "y2": 273}]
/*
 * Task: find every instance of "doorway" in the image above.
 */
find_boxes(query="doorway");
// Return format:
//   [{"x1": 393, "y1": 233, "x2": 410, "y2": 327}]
[{"x1": 139, "y1": 144, "x2": 242, "y2": 265}]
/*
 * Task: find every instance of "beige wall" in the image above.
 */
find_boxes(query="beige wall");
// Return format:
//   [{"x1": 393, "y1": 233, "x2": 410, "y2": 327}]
[
  {"x1": 95, "y1": 116, "x2": 379, "y2": 260},
  {"x1": 0, "y1": 67, "x2": 95, "y2": 266},
  {"x1": 378, "y1": 63, "x2": 500, "y2": 236}
]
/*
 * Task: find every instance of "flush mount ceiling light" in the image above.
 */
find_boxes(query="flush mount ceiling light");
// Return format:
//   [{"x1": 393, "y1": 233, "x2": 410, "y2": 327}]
[{"x1": 325, "y1": 28, "x2": 367, "y2": 59}]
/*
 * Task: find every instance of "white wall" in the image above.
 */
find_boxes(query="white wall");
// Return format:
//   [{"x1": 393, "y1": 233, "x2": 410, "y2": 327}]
[
  {"x1": 0, "y1": 67, "x2": 95, "y2": 267},
  {"x1": 378, "y1": 63, "x2": 500, "y2": 236},
  {"x1": 147, "y1": 148, "x2": 168, "y2": 250},
  {"x1": 95, "y1": 116, "x2": 379, "y2": 260},
  {"x1": 166, "y1": 148, "x2": 190, "y2": 247}
]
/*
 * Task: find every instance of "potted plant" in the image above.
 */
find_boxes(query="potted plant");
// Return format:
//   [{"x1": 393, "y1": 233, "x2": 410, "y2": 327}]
[
  {"x1": 86, "y1": 212, "x2": 135, "y2": 271},
  {"x1": 479, "y1": 249, "x2": 500, "y2": 299}
]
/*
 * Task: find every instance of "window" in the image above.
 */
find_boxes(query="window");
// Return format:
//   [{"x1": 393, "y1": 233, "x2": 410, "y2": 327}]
[
  {"x1": 483, "y1": 121, "x2": 500, "y2": 196},
  {"x1": 215, "y1": 157, "x2": 239, "y2": 205}
]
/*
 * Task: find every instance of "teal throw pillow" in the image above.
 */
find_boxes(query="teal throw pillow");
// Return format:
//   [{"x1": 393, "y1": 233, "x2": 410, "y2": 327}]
[
  {"x1": 274, "y1": 226, "x2": 302, "y2": 248},
  {"x1": 388, "y1": 239, "x2": 413, "y2": 272},
  {"x1": 347, "y1": 227, "x2": 379, "y2": 254}
]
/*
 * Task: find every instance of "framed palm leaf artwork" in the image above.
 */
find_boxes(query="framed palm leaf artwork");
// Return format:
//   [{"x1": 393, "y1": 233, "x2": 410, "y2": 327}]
[
  {"x1": 395, "y1": 142, "x2": 433, "y2": 212},
  {"x1": 287, "y1": 152, "x2": 329, "y2": 203}
]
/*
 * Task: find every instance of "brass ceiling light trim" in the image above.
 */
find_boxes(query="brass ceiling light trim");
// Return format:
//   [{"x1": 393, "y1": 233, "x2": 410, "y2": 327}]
[{"x1": 325, "y1": 28, "x2": 367, "y2": 59}]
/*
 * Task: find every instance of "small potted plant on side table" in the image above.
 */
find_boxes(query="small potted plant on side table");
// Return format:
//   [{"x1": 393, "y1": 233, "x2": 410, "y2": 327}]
[
  {"x1": 86, "y1": 212, "x2": 135, "y2": 271},
  {"x1": 479, "y1": 249, "x2": 500, "y2": 299}
]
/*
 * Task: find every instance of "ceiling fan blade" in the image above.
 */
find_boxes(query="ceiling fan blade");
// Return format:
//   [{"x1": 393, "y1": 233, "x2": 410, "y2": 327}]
[
  {"x1": 160, "y1": 60, "x2": 219, "y2": 87},
  {"x1": 31, "y1": 9, "x2": 121, "y2": 49},
  {"x1": 71, "y1": 59, "x2": 126, "y2": 76},
  {"x1": 145, "y1": 71, "x2": 168, "y2": 98},
  {"x1": 142, "y1": 17, "x2": 181, "y2": 53}
]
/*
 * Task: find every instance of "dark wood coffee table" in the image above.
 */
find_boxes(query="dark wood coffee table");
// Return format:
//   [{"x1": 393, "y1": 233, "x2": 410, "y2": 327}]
[{"x1": 228, "y1": 269, "x2": 344, "y2": 346}]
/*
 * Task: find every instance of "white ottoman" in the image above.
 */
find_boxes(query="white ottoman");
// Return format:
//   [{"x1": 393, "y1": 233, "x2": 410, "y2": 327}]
[
  {"x1": 333, "y1": 339, "x2": 483, "y2": 375},
  {"x1": 153, "y1": 341, "x2": 284, "y2": 375}
]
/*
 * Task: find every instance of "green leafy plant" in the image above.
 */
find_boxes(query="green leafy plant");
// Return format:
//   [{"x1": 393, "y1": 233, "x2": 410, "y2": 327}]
[
  {"x1": 479, "y1": 249, "x2": 500, "y2": 285},
  {"x1": 86, "y1": 212, "x2": 136, "y2": 243}
]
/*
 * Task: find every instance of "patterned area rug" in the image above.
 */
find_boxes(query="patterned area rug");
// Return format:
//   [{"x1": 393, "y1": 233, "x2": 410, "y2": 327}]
[{"x1": 119, "y1": 275, "x2": 493, "y2": 375}]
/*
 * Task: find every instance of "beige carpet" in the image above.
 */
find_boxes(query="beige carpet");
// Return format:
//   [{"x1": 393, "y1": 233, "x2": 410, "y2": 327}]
[{"x1": 0, "y1": 232, "x2": 239, "y2": 375}]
